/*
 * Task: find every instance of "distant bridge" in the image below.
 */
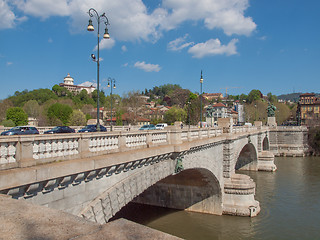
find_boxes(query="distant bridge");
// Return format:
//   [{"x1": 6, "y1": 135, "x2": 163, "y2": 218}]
[{"x1": 0, "y1": 123, "x2": 308, "y2": 223}]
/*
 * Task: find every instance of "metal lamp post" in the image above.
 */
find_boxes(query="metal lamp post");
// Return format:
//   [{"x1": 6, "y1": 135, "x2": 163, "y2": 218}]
[
  {"x1": 87, "y1": 8, "x2": 110, "y2": 131},
  {"x1": 107, "y1": 78, "x2": 116, "y2": 131},
  {"x1": 187, "y1": 100, "x2": 191, "y2": 129},
  {"x1": 200, "y1": 70, "x2": 204, "y2": 128}
]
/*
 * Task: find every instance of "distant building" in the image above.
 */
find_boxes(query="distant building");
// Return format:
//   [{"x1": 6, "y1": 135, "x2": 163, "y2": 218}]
[
  {"x1": 206, "y1": 103, "x2": 238, "y2": 126},
  {"x1": 297, "y1": 93, "x2": 320, "y2": 125},
  {"x1": 28, "y1": 117, "x2": 38, "y2": 127},
  {"x1": 234, "y1": 101, "x2": 245, "y2": 124},
  {"x1": 59, "y1": 73, "x2": 96, "y2": 94},
  {"x1": 202, "y1": 93, "x2": 224, "y2": 102}
]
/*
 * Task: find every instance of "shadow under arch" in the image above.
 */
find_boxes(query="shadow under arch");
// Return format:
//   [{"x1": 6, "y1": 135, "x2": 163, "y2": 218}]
[
  {"x1": 235, "y1": 143, "x2": 258, "y2": 171},
  {"x1": 263, "y1": 136, "x2": 269, "y2": 150},
  {"x1": 134, "y1": 168, "x2": 223, "y2": 215}
]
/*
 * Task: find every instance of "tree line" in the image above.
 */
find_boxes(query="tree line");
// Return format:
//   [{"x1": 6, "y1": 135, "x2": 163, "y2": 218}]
[{"x1": 0, "y1": 85, "x2": 297, "y2": 127}]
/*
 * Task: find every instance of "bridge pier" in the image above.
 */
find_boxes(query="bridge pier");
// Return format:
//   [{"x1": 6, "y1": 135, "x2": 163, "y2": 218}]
[
  {"x1": 222, "y1": 174, "x2": 260, "y2": 217},
  {"x1": 257, "y1": 151, "x2": 277, "y2": 171}
]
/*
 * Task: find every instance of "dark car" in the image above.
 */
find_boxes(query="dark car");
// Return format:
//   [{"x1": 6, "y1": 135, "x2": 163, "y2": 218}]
[
  {"x1": 44, "y1": 126, "x2": 75, "y2": 134},
  {"x1": 78, "y1": 124, "x2": 107, "y2": 133},
  {"x1": 139, "y1": 124, "x2": 156, "y2": 130},
  {"x1": 1, "y1": 126, "x2": 39, "y2": 136}
]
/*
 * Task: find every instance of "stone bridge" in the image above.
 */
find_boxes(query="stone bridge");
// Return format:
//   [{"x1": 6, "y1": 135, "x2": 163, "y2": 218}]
[{"x1": 0, "y1": 123, "x2": 308, "y2": 224}]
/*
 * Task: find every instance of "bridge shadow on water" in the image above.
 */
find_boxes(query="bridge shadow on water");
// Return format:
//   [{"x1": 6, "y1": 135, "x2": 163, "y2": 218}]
[{"x1": 110, "y1": 202, "x2": 180, "y2": 225}]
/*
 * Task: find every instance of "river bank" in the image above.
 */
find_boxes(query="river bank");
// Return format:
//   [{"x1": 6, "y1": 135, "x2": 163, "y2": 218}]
[{"x1": 113, "y1": 157, "x2": 320, "y2": 239}]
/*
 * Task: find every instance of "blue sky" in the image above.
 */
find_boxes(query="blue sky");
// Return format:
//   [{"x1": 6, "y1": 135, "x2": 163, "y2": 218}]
[{"x1": 0, "y1": 0, "x2": 319, "y2": 100}]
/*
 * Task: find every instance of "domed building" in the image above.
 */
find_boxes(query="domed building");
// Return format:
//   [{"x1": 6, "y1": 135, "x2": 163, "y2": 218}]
[{"x1": 59, "y1": 73, "x2": 96, "y2": 94}]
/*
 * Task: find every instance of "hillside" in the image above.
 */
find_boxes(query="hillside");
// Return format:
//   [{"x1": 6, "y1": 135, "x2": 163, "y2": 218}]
[{"x1": 277, "y1": 92, "x2": 320, "y2": 102}]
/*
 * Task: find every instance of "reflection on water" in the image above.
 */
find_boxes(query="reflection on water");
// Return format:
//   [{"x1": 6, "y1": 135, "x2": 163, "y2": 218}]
[{"x1": 112, "y1": 157, "x2": 320, "y2": 240}]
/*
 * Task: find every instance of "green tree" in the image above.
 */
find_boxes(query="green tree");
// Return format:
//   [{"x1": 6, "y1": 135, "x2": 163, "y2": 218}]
[
  {"x1": 185, "y1": 92, "x2": 201, "y2": 125},
  {"x1": 244, "y1": 101, "x2": 268, "y2": 124},
  {"x1": 164, "y1": 106, "x2": 187, "y2": 125},
  {"x1": 169, "y1": 88, "x2": 191, "y2": 108},
  {"x1": 81, "y1": 104, "x2": 95, "y2": 119},
  {"x1": 47, "y1": 103, "x2": 73, "y2": 126},
  {"x1": 23, "y1": 100, "x2": 40, "y2": 118},
  {"x1": 52, "y1": 85, "x2": 70, "y2": 97},
  {"x1": 6, "y1": 107, "x2": 28, "y2": 126},
  {"x1": 247, "y1": 90, "x2": 262, "y2": 103},
  {"x1": 73, "y1": 90, "x2": 94, "y2": 106},
  {"x1": 115, "y1": 110, "x2": 123, "y2": 126},
  {"x1": 9, "y1": 88, "x2": 57, "y2": 107},
  {"x1": 267, "y1": 92, "x2": 278, "y2": 103},
  {"x1": 92, "y1": 90, "x2": 106, "y2": 106},
  {"x1": 69, "y1": 110, "x2": 86, "y2": 126},
  {"x1": 308, "y1": 127, "x2": 320, "y2": 154},
  {"x1": 240, "y1": 94, "x2": 248, "y2": 102},
  {"x1": 0, "y1": 119, "x2": 15, "y2": 127},
  {"x1": 274, "y1": 102, "x2": 291, "y2": 125},
  {"x1": 122, "y1": 91, "x2": 145, "y2": 124},
  {"x1": 0, "y1": 99, "x2": 14, "y2": 122}
]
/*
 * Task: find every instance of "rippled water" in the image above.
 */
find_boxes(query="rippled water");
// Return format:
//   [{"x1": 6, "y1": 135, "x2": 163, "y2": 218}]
[{"x1": 113, "y1": 157, "x2": 320, "y2": 239}]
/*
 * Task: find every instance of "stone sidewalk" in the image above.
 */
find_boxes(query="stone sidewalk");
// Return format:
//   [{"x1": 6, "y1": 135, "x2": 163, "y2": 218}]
[{"x1": 0, "y1": 195, "x2": 181, "y2": 240}]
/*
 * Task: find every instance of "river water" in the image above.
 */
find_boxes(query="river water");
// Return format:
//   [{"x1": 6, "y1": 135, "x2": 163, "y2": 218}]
[{"x1": 113, "y1": 157, "x2": 320, "y2": 239}]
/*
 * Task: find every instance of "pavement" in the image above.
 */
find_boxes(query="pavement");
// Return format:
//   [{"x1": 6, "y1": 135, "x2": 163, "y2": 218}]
[{"x1": 0, "y1": 194, "x2": 181, "y2": 240}]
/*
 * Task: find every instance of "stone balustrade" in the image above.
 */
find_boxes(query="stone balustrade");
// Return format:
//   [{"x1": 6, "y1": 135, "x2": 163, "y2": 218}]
[{"x1": 0, "y1": 125, "x2": 271, "y2": 171}]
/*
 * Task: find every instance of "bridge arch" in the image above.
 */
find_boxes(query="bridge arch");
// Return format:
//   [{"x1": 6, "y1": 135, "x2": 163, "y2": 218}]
[
  {"x1": 262, "y1": 136, "x2": 269, "y2": 150},
  {"x1": 135, "y1": 167, "x2": 223, "y2": 215},
  {"x1": 235, "y1": 143, "x2": 258, "y2": 171},
  {"x1": 80, "y1": 157, "x2": 223, "y2": 223},
  {"x1": 79, "y1": 159, "x2": 176, "y2": 223}
]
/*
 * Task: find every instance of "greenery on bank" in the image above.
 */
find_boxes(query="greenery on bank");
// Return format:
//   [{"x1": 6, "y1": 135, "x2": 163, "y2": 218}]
[
  {"x1": 0, "y1": 84, "x2": 297, "y2": 128},
  {"x1": 308, "y1": 127, "x2": 320, "y2": 155}
]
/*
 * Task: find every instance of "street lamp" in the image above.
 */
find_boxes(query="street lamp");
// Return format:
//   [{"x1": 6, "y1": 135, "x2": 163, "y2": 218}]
[
  {"x1": 87, "y1": 8, "x2": 110, "y2": 131},
  {"x1": 107, "y1": 78, "x2": 116, "y2": 131},
  {"x1": 187, "y1": 100, "x2": 191, "y2": 129},
  {"x1": 200, "y1": 70, "x2": 204, "y2": 128}
]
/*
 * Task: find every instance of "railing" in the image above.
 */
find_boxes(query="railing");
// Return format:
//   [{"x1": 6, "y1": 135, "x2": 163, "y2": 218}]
[{"x1": 0, "y1": 125, "x2": 263, "y2": 171}]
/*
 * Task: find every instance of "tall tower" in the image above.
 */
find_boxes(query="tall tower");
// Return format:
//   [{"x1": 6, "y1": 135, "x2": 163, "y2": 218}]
[{"x1": 63, "y1": 73, "x2": 74, "y2": 85}]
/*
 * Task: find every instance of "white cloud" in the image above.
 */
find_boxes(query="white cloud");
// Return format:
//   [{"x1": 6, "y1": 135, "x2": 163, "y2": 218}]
[
  {"x1": 68, "y1": 0, "x2": 167, "y2": 42},
  {"x1": 188, "y1": 38, "x2": 239, "y2": 58},
  {"x1": 93, "y1": 38, "x2": 115, "y2": 51},
  {"x1": 79, "y1": 81, "x2": 96, "y2": 87},
  {"x1": 0, "y1": 0, "x2": 18, "y2": 29},
  {"x1": 167, "y1": 34, "x2": 194, "y2": 51},
  {"x1": 92, "y1": 38, "x2": 115, "y2": 52},
  {"x1": 134, "y1": 61, "x2": 161, "y2": 72},
  {"x1": 162, "y1": 0, "x2": 256, "y2": 36},
  {"x1": 13, "y1": 0, "x2": 70, "y2": 19},
  {"x1": 6, "y1": 61, "x2": 13, "y2": 66},
  {"x1": 121, "y1": 45, "x2": 127, "y2": 52},
  {"x1": 1, "y1": 0, "x2": 256, "y2": 41}
]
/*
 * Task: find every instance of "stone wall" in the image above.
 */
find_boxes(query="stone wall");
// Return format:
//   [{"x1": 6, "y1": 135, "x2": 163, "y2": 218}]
[{"x1": 269, "y1": 126, "x2": 308, "y2": 157}]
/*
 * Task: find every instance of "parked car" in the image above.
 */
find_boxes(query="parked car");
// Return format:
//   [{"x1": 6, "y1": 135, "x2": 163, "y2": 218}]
[
  {"x1": 1, "y1": 126, "x2": 39, "y2": 136},
  {"x1": 155, "y1": 123, "x2": 168, "y2": 130},
  {"x1": 78, "y1": 124, "x2": 107, "y2": 133},
  {"x1": 139, "y1": 124, "x2": 156, "y2": 130},
  {"x1": 44, "y1": 126, "x2": 75, "y2": 134}
]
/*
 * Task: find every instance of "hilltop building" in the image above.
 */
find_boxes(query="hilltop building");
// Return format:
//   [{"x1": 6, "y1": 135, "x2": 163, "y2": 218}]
[{"x1": 59, "y1": 73, "x2": 96, "y2": 94}]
